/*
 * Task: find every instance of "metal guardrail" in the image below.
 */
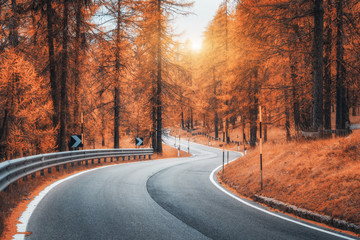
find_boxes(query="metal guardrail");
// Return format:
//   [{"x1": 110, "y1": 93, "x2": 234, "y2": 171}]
[{"x1": 0, "y1": 148, "x2": 153, "y2": 192}]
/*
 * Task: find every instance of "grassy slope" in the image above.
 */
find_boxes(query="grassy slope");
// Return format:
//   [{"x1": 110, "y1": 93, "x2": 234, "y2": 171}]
[{"x1": 219, "y1": 130, "x2": 360, "y2": 226}]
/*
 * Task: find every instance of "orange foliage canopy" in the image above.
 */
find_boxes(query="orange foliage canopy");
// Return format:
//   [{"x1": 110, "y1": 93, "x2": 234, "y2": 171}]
[{"x1": 0, "y1": 50, "x2": 55, "y2": 158}]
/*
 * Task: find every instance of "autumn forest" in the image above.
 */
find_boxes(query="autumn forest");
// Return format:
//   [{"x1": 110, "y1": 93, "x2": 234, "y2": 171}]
[{"x1": 0, "y1": 0, "x2": 359, "y2": 160}]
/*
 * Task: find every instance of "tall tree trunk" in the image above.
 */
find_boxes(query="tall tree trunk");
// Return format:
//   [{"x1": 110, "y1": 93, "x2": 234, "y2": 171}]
[
  {"x1": 224, "y1": 0, "x2": 230, "y2": 144},
  {"x1": 249, "y1": 113, "x2": 257, "y2": 147},
  {"x1": 214, "y1": 111, "x2": 219, "y2": 139},
  {"x1": 151, "y1": 100, "x2": 157, "y2": 149},
  {"x1": 225, "y1": 118, "x2": 230, "y2": 143},
  {"x1": 46, "y1": 0, "x2": 59, "y2": 133},
  {"x1": 249, "y1": 69, "x2": 258, "y2": 147},
  {"x1": 263, "y1": 107, "x2": 267, "y2": 142},
  {"x1": 242, "y1": 117, "x2": 246, "y2": 143},
  {"x1": 213, "y1": 67, "x2": 219, "y2": 139},
  {"x1": 73, "y1": 1, "x2": 82, "y2": 134},
  {"x1": 31, "y1": 9, "x2": 38, "y2": 46},
  {"x1": 285, "y1": 88, "x2": 291, "y2": 141},
  {"x1": 335, "y1": 0, "x2": 349, "y2": 133},
  {"x1": 155, "y1": 0, "x2": 163, "y2": 153},
  {"x1": 1, "y1": 0, "x2": 19, "y2": 157},
  {"x1": 181, "y1": 110, "x2": 184, "y2": 129},
  {"x1": 0, "y1": 110, "x2": 8, "y2": 142},
  {"x1": 289, "y1": 54, "x2": 300, "y2": 131},
  {"x1": 59, "y1": 0, "x2": 69, "y2": 151},
  {"x1": 187, "y1": 108, "x2": 190, "y2": 129},
  {"x1": 114, "y1": 0, "x2": 121, "y2": 148},
  {"x1": 324, "y1": 0, "x2": 332, "y2": 133},
  {"x1": 9, "y1": 0, "x2": 19, "y2": 48},
  {"x1": 99, "y1": 90, "x2": 106, "y2": 147},
  {"x1": 190, "y1": 108, "x2": 193, "y2": 129},
  {"x1": 312, "y1": 0, "x2": 324, "y2": 132}
]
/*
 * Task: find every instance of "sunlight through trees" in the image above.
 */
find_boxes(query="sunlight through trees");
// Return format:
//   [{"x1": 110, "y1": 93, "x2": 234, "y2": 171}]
[{"x1": 0, "y1": 0, "x2": 359, "y2": 160}]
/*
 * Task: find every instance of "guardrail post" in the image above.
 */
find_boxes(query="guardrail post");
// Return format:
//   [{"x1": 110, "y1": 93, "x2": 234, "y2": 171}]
[
  {"x1": 56, "y1": 165, "x2": 60, "y2": 172},
  {"x1": 133, "y1": 155, "x2": 136, "y2": 160},
  {"x1": 85, "y1": 160, "x2": 88, "y2": 166},
  {"x1": 98, "y1": 158, "x2": 101, "y2": 164},
  {"x1": 23, "y1": 176, "x2": 28, "y2": 181},
  {"x1": 71, "y1": 162, "x2": 74, "y2": 167},
  {"x1": 77, "y1": 161, "x2": 81, "y2": 166},
  {"x1": 149, "y1": 155, "x2": 151, "y2": 160},
  {"x1": 122, "y1": 156, "x2": 125, "y2": 161},
  {"x1": 111, "y1": 157, "x2": 113, "y2": 162},
  {"x1": 128, "y1": 156, "x2": 130, "y2": 161},
  {"x1": 143, "y1": 155, "x2": 146, "y2": 160},
  {"x1": 104, "y1": 157, "x2": 107, "y2": 163},
  {"x1": 91, "y1": 159, "x2": 94, "y2": 164},
  {"x1": 63, "y1": 163, "x2": 67, "y2": 169},
  {"x1": 116, "y1": 157, "x2": 119, "y2": 162},
  {"x1": 40, "y1": 169, "x2": 44, "y2": 176},
  {"x1": 139, "y1": 155, "x2": 142, "y2": 160},
  {"x1": 48, "y1": 167, "x2": 52, "y2": 174}
]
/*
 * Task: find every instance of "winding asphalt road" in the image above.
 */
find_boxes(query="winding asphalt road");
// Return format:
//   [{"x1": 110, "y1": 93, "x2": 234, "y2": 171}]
[{"x1": 23, "y1": 135, "x2": 358, "y2": 240}]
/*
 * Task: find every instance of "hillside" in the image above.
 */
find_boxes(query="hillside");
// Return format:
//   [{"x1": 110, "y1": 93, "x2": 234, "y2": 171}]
[{"x1": 219, "y1": 130, "x2": 360, "y2": 229}]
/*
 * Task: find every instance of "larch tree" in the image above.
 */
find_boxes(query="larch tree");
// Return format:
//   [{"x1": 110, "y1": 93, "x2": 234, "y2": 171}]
[
  {"x1": 335, "y1": 0, "x2": 349, "y2": 134},
  {"x1": 0, "y1": 0, "x2": 55, "y2": 159},
  {"x1": 135, "y1": 0, "x2": 192, "y2": 153},
  {"x1": 100, "y1": 0, "x2": 136, "y2": 148},
  {"x1": 312, "y1": 0, "x2": 324, "y2": 132}
]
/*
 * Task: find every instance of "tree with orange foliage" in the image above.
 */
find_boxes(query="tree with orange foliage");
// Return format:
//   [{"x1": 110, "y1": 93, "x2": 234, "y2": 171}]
[
  {"x1": 0, "y1": 50, "x2": 56, "y2": 159},
  {"x1": 133, "y1": 0, "x2": 192, "y2": 153}
]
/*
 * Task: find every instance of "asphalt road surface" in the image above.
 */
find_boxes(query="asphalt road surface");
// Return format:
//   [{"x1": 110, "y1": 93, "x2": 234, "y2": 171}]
[{"x1": 24, "y1": 135, "x2": 358, "y2": 240}]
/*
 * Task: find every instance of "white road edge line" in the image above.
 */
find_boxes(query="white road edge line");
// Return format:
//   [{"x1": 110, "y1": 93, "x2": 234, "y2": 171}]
[
  {"x1": 209, "y1": 164, "x2": 356, "y2": 240},
  {"x1": 12, "y1": 165, "x2": 113, "y2": 240}
]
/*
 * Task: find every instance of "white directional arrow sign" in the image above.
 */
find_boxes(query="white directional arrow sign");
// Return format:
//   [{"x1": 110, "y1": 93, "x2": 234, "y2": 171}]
[
  {"x1": 135, "y1": 137, "x2": 143, "y2": 146},
  {"x1": 71, "y1": 135, "x2": 83, "y2": 148}
]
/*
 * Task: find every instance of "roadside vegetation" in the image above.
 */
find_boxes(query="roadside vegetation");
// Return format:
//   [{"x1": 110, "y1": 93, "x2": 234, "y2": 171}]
[{"x1": 216, "y1": 127, "x2": 360, "y2": 235}]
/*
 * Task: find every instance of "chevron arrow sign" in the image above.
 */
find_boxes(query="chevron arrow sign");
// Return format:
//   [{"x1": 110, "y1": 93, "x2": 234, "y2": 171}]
[
  {"x1": 135, "y1": 137, "x2": 143, "y2": 146},
  {"x1": 71, "y1": 135, "x2": 83, "y2": 148}
]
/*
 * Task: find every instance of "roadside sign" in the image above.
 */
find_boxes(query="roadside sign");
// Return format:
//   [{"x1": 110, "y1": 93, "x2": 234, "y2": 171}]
[
  {"x1": 135, "y1": 137, "x2": 143, "y2": 146},
  {"x1": 71, "y1": 135, "x2": 83, "y2": 148}
]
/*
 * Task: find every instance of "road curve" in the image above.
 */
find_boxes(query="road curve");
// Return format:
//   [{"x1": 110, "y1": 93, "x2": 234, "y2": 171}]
[{"x1": 22, "y1": 135, "x2": 358, "y2": 240}]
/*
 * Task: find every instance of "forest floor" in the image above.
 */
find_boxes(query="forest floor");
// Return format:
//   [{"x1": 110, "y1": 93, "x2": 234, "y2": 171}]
[{"x1": 0, "y1": 144, "x2": 190, "y2": 240}]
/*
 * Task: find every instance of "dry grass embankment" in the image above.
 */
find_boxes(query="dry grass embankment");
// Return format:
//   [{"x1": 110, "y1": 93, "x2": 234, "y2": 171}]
[
  {"x1": 0, "y1": 144, "x2": 189, "y2": 240},
  {"x1": 218, "y1": 130, "x2": 360, "y2": 232}
]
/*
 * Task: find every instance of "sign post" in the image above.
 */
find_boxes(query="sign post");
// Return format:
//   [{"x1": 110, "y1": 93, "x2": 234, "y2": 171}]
[
  {"x1": 259, "y1": 105, "x2": 263, "y2": 190},
  {"x1": 243, "y1": 121, "x2": 246, "y2": 155},
  {"x1": 222, "y1": 144, "x2": 225, "y2": 176},
  {"x1": 178, "y1": 134, "x2": 181, "y2": 157},
  {"x1": 81, "y1": 112, "x2": 84, "y2": 149}
]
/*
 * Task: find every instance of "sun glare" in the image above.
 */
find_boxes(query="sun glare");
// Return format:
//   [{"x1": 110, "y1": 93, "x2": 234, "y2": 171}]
[{"x1": 191, "y1": 40, "x2": 202, "y2": 51}]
